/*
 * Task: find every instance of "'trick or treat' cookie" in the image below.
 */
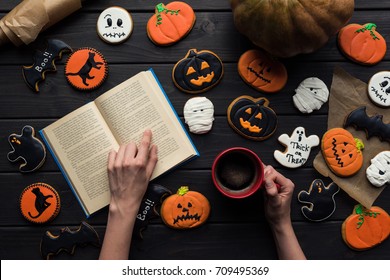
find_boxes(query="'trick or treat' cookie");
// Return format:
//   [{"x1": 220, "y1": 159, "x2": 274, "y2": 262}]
[
  {"x1": 147, "y1": 2, "x2": 196, "y2": 46},
  {"x1": 274, "y1": 126, "x2": 319, "y2": 168},
  {"x1": 366, "y1": 151, "x2": 390, "y2": 188},
  {"x1": 172, "y1": 49, "x2": 224, "y2": 93},
  {"x1": 97, "y1": 6, "x2": 133, "y2": 44},
  {"x1": 183, "y1": 97, "x2": 214, "y2": 134},
  {"x1": 238, "y1": 49, "x2": 287, "y2": 93},
  {"x1": 292, "y1": 77, "x2": 329, "y2": 114},
  {"x1": 20, "y1": 183, "x2": 61, "y2": 224},
  {"x1": 65, "y1": 48, "x2": 108, "y2": 91},
  {"x1": 298, "y1": 179, "x2": 340, "y2": 222},
  {"x1": 227, "y1": 96, "x2": 277, "y2": 141},
  {"x1": 368, "y1": 71, "x2": 390, "y2": 107}
]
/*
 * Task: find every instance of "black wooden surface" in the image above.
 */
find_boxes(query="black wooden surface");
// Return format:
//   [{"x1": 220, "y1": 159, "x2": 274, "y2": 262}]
[{"x1": 0, "y1": 0, "x2": 390, "y2": 260}]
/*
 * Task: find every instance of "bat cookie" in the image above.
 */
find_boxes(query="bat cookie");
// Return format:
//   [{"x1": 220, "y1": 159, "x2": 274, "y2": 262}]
[
  {"x1": 7, "y1": 125, "x2": 46, "y2": 172},
  {"x1": 367, "y1": 71, "x2": 390, "y2": 107},
  {"x1": 40, "y1": 221, "x2": 100, "y2": 259},
  {"x1": 22, "y1": 39, "x2": 72, "y2": 92},
  {"x1": 298, "y1": 179, "x2": 340, "y2": 222},
  {"x1": 366, "y1": 151, "x2": 390, "y2": 188}
]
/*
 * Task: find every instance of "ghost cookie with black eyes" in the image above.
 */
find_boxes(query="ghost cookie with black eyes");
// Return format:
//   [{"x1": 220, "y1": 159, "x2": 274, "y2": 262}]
[
  {"x1": 366, "y1": 151, "x2": 390, "y2": 188},
  {"x1": 293, "y1": 77, "x2": 329, "y2": 114},
  {"x1": 97, "y1": 6, "x2": 133, "y2": 44},
  {"x1": 367, "y1": 71, "x2": 390, "y2": 107},
  {"x1": 183, "y1": 97, "x2": 214, "y2": 134}
]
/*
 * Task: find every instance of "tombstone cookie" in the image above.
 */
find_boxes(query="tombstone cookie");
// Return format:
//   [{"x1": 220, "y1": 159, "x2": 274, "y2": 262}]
[
  {"x1": 7, "y1": 125, "x2": 46, "y2": 172},
  {"x1": 97, "y1": 6, "x2": 133, "y2": 44},
  {"x1": 274, "y1": 126, "x2": 319, "y2": 168},
  {"x1": 183, "y1": 97, "x2": 214, "y2": 134},
  {"x1": 292, "y1": 77, "x2": 329, "y2": 114},
  {"x1": 368, "y1": 71, "x2": 390, "y2": 107},
  {"x1": 366, "y1": 151, "x2": 390, "y2": 188}
]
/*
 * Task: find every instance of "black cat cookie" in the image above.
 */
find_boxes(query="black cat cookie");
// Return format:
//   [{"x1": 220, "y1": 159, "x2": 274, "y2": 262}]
[
  {"x1": 298, "y1": 179, "x2": 340, "y2": 222},
  {"x1": 7, "y1": 125, "x2": 46, "y2": 172}
]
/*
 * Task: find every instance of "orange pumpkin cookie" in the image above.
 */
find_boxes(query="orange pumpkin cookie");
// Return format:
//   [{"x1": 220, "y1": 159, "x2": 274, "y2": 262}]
[
  {"x1": 238, "y1": 49, "x2": 288, "y2": 93},
  {"x1": 20, "y1": 183, "x2": 61, "y2": 224},
  {"x1": 160, "y1": 186, "x2": 210, "y2": 229},
  {"x1": 147, "y1": 2, "x2": 196, "y2": 46},
  {"x1": 321, "y1": 128, "x2": 364, "y2": 177},
  {"x1": 342, "y1": 204, "x2": 390, "y2": 250},
  {"x1": 338, "y1": 23, "x2": 387, "y2": 65},
  {"x1": 65, "y1": 48, "x2": 108, "y2": 91}
]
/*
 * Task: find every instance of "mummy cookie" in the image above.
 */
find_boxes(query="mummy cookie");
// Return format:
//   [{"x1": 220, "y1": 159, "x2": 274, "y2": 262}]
[
  {"x1": 293, "y1": 77, "x2": 329, "y2": 114},
  {"x1": 7, "y1": 125, "x2": 46, "y2": 172},
  {"x1": 183, "y1": 97, "x2": 214, "y2": 134},
  {"x1": 274, "y1": 127, "x2": 319, "y2": 168},
  {"x1": 298, "y1": 179, "x2": 340, "y2": 222},
  {"x1": 368, "y1": 71, "x2": 390, "y2": 107},
  {"x1": 97, "y1": 6, "x2": 133, "y2": 44},
  {"x1": 366, "y1": 151, "x2": 390, "y2": 188}
]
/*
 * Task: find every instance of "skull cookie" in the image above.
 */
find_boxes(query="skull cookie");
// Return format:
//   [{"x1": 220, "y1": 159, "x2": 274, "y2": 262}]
[
  {"x1": 183, "y1": 97, "x2": 214, "y2": 134},
  {"x1": 97, "y1": 6, "x2": 133, "y2": 44},
  {"x1": 368, "y1": 71, "x2": 390, "y2": 107},
  {"x1": 366, "y1": 151, "x2": 390, "y2": 188},
  {"x1": 292, "y1": 77, "x2": 329, "y2": 114}
]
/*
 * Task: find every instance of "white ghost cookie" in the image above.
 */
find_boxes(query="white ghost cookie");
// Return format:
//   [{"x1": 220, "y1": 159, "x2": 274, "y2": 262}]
[
  {"x1": 366, "y1": 151, "x2": 390, "y2": 187},
  {"x1": 368, "y1": 71, "x2": 390, "y2": 107},
  {"x1": 97, "y1": 6, "x2": 133, "y2": 44},
  {"x1": 293, "y1": 77, "x2": 329, "y2": 114},
  {"x1": 274, "y1": 127, "x2": 319, "y2": 168},
  {"x1": 183, "y1": 97, "x2": 214, "y2": 134}
]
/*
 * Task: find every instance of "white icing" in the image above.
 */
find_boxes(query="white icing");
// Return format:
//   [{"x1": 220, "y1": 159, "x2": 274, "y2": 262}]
[
  {"x1": 274, "y1": 126, "x2": 319, "y2": 168},
  {"x1": 97, "y1": 7, "x2": 133, "y2": 44},
  {"x1": 183, "y1": 97, "x2": 214, "y2": 134},
  {"x1": 368, "y1": 71, "x2": 390, "y2": 107},
  {"x1": 366, "y1": 151, "x2": 390, "y2": 187},
  {"x1": 293, "y1": 77, "x2": 329, "y2": 114}
]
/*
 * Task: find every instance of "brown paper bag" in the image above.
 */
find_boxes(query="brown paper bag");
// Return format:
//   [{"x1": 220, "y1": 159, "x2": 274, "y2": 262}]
[{"x1": 313, "y1": 67, "x2": 390, "y2": 208}]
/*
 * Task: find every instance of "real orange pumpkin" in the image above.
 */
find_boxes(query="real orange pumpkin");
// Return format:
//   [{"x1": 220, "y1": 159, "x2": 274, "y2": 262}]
[{"x1": 160, "y1": 186, "x2": 210, "y2": 229}]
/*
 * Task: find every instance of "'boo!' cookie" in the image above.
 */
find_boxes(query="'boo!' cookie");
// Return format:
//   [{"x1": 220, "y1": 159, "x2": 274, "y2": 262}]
[{"x1": 367, "y1": 71, "x2": 390, "y2": 107}]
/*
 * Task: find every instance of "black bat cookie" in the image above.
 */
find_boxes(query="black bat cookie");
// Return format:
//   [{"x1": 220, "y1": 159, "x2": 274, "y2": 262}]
[
  {"x1": 22, "y1": 39, "x2": 72, "y2": 92},
  {"x1": 298, "y1": 179, "x2": 340, "y2": 222},
  {"x1": 40, "y1": 221, "x2": 100, "y2": 259},
  {"x1": 344, "y1": 106, "x2": 390, "y2": 143}
]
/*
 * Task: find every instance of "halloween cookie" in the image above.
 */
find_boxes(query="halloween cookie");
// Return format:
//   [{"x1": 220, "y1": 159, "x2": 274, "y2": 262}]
[
  {"x1": 237, "y1": 49, "x2": 287, "y2": 93},
  {"x1": 366, "y1": 151, "x2": 390, "y2": 188},
  {"x1": 183, "y1": 97, "x2": 214, "y2": 134},
  {"x1": 342, "y1": 204, "x2": 390, "y2": 250},
  {"x1": 338, "y1": 23, "x2": 387, "y2": 65},
  {"x1": 65, "y1": 47, "x2": 108, "y2": 91},
  {"x1": 160, "y1": 186, "x2": 210, "y2": 229},
  {"x1": 321, "y1": 128, "x2": 364, "y2": 177},
  {"x1": 367, "y1": 71, "x2": 390, "y2": 107},
  {"x1": 147, "y1": 2, "x2": 196, "y2": 46},
  {"x1": 227, "y1": 95, "x2": 277, "y2": 141},
  {"x1": 292, "y1": 77, "x2": 329, "y2": 114},
  {"x1": 172, "y1": 49, "x2": 224, "y2": 93},
  {"x1": 97, "y1": 6, "x2": 133, "y2": 44},
  {"x1": 274, "y1": 127, "x2": 319, "y2": 168},
  {"x1": 298, "y1": 179, "x2": 340, "y2": 222},
  {"x1": 20, "y1": 183, "x2": 61, "y2": 224},
  {"x1": 7, "y1": 125, "x2": 46, "y2": 172}
]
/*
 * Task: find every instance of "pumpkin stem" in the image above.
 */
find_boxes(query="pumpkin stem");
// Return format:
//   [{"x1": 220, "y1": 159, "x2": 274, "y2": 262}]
[
  {"x1": 155, "y1": 3, "x2": 180, "y2": 26},
  {"x1": 355, "y1": 204, "x2": 381, "y2": 229},
  {"x1": 177, "y1": 186, "x2": 189, "y2": 196},
  {"x1": 355, "y1": 23, "x2": 380, "y2": 40},
  {"x1": 354, "y1": 138, "x2": 364, "y2": 153}
]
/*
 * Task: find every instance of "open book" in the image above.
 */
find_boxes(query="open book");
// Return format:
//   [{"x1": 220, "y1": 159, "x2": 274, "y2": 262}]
[{"x1": 40, "y1": 69, "x2": 199, "y2": 217}]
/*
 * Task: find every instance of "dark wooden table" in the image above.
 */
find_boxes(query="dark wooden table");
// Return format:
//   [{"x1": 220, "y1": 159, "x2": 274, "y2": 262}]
[{"x1": 1, "y1": 0, "x2": 390, "y2": 260}]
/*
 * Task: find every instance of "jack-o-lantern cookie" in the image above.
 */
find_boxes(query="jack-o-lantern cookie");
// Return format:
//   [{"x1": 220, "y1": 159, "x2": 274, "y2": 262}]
[
  {"x1": 183, "y1": 97, "x2": 214, "y2": 134},
  {"x1": 160, "y1": 186, "x2": 210, "y2": 229},
  {"x1": 147, "y1": 2, "x2": 196, "y2": 46},
  {"x1": 366, "y1": 151, "x2": 390, "y2": 188},
  {"x1": 292, "y1": 77, "x2": 329, "y2": 114},
  {"x1": 65, "y1": 48, "x2": 108, "y2": 91},
  {"x1": 97, "y1": 6, "x2": 133, "y2": 44},
  {"x1": 238, "y1": 49, "x2": 287, "y2": 93},
  {"x1": 338, "y1": 23, "x2": 387, "y2": 65},
  {"x1": 227, "y1": 95, "x2": 277, "y2": 141},
  {"x1": 321, "y1": 128, "x2": 364, "y2": 177},
  {"x1": 7, "y1": 125, "x2": 46, "y2": 172},
  {"x1": 368, "y1": 71, "x2": 390, "y2": 107},
  {"x1": 172, "y1": 49, "x2": 224, "y2": 93},
  {"x1": 20, "y1": 183, "x2": 61, "y2": 224},
  {"x1": 342, "y1": 204, "x2": 390, "y2": 250}
]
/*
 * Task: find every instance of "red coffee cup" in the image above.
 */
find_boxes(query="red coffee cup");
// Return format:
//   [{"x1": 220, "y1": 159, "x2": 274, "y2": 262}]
[{"x1": 212, "y1": 147, "x2": 264, "y2": 198}]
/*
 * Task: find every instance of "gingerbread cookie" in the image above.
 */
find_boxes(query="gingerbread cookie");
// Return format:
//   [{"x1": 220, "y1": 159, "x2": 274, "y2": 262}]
[
  {"x1": 292, "y1": 77, "x2": 329, "y2": 114},
  {"x1": 237, "y1": 49, "x2": 287, "y2": 93},
  {"x1": 7, "y1": 125, "x2": 46, "y2": 172},
  {"x1": 298, "y1": 179, "x2": 340, "y2": 222},
  {"x1": 20, "y1": 183, "x2": 60, "y2": 224},
  {"x1": 342, "y1": 204, "x2": 390, "y2": 250},
  {"x1": 274, "y1": 127, "x2": 319, "y2": 168},
  {"x1": 97, "y1": 6, "x2": 133, "y2": 44},
  {"x1": 65, "y1": 47, "x2": 108, "y2": 91},
  {"x1": 227, "y1": 95, "x2": 277, "y2": 141},
  {"x1": 147, "y1": 2, "x2": 196, "y2": 46},
  {"x1": 321, "y1": 128, "x2": 364, "y2": 177},
  {"x1": 172, "y1": 49, "x2": 224, "y2": 93},
  {"x1": 367, "y1": 71, "x2": 390, "y2": 107},
  {"x1": 183, "y1": 97, "x2": 214, "y2": 134},
  {"x1": 366, "y1": 151, "x2": 390, "y2": 188},
  {"x1": 338, "y1": 23, "x2": 387, "y2": 65}
]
